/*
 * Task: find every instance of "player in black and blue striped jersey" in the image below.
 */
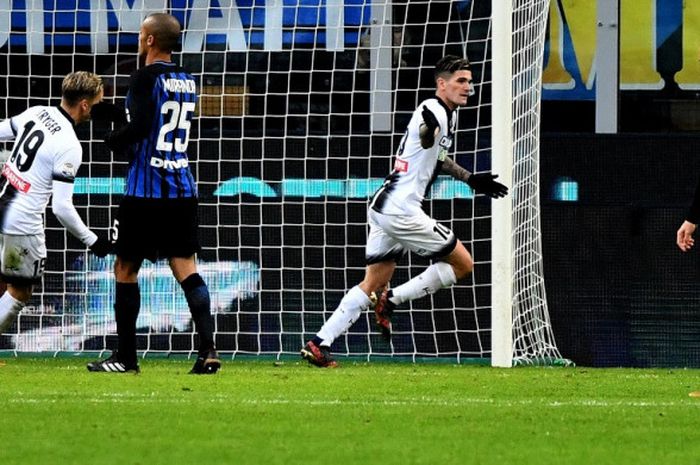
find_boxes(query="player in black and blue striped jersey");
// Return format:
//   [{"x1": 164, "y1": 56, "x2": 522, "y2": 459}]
[
  {"x1": 87, "y1": 13, "x2": 219, "y2": 375},
  {"x1": 118, "y1": 64, "x2": 197, "y2": 199}
]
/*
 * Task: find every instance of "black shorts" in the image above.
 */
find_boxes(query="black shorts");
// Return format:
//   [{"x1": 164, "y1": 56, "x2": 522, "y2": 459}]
[{"x1": 114, "y1": 196, "x2": 200, "y2": 263}]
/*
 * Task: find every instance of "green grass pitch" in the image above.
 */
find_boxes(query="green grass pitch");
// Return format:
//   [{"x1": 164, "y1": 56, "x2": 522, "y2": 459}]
[{"x1": 1, "y1": 357, "x2": 699, "y2": 465}]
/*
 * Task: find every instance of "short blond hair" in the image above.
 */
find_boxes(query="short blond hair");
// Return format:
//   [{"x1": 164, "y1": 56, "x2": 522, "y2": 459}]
[{"x1": 61, "y1": 71, "x2": 103, "y2": 106}]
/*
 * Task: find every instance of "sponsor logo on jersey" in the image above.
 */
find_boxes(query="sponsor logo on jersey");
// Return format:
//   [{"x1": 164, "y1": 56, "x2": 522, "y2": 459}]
[
  {"x1": 150, "y1": 157, "x2": 189, "y2": 170},
  {"x1": 2, "y1": 164, "x2": 31, "y2": 192},
  {"x1": 394, "y1": 158, "x2": 408, "y2": 172}
]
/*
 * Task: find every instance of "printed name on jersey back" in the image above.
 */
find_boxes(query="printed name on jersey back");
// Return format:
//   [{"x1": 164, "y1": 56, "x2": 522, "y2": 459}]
[
  {"x1": 2, "y1": 164, "x2": 31, "y2": 193},
  {"x1": 36, "y1": 110, "x2": 63, "y2": 135},
  {"x1": 394, "y1": 158, "x2": 408, "y2": 172},
  {"x1": 162, "y1": 78, "x2": 196, "y2": 94}
]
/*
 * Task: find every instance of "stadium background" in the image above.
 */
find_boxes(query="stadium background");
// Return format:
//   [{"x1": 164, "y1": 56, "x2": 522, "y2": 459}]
[{"x1": 0, "y1": 1, "x2": 699, "y2": 367}]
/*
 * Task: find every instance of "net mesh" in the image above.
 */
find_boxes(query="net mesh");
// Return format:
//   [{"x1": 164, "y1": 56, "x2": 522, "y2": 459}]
[
  {"x1": 0, "y1": 1, "x2": 563, "y2": 365},
  {"x1": 511, "y1": 0, "x2": 563, "y2": 364}
]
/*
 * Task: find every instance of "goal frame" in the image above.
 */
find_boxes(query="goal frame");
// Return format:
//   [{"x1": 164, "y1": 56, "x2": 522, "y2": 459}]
[{"x1": 491, "y1": 0, "x2": 515, "y2": 368}]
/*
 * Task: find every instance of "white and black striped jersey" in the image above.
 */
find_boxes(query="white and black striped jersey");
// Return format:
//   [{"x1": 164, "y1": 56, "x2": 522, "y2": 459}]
[
  {"x1": 0, "y1": 106, "x2": 96, "y2": 245},
  {"x1": 370, "y1": 97, "x2": 457, "y2": 216}
]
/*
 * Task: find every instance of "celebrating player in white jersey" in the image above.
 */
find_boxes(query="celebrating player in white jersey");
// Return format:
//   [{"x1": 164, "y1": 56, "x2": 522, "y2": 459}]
[
  {"x1": 301, "y1": 55, "x2": 508, "y2": 367},
  {"x1": 0, "y1": 71, "x2": 112, "y2": 334}
]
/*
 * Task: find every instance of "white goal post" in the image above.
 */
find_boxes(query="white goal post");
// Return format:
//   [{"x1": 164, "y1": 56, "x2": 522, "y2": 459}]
[{"x1": 492, "y1": 0, "x2": 568, "y2": 366}]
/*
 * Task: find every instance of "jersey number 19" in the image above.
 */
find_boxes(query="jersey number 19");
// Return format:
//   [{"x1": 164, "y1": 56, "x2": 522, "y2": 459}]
[{"x1": 10, "y1": 121, "x2": 45, "y2": 172}]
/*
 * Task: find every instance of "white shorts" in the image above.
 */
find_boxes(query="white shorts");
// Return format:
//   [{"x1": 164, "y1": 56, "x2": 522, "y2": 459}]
[
  {"x1": 365, "y1": 208, "x2": 457, "y2": 264},
  {"x1": 0, "y1": 234, "x2": 47, "y2": 284}
]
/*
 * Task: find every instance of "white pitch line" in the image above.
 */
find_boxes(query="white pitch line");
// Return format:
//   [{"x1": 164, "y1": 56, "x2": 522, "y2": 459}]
[{"x1": 4, "y1": 395, "x2": 700, "y2": 408}]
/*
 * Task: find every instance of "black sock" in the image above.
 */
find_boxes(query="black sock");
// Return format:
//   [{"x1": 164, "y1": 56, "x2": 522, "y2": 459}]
[
  {"x1": 115, "y1": 282, "x2": 140, "y2": 366},
  {"x1": 181, "y1": 273, "x2": 215, "y2": 352},
  {"x1": 312, "y1": 336, "x2": 324, "y2": 346}
]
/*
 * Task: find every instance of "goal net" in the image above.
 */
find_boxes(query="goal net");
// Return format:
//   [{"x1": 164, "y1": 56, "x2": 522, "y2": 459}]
[{"x1": 0, "y1": 0, "x2": 565, "y2": 366}]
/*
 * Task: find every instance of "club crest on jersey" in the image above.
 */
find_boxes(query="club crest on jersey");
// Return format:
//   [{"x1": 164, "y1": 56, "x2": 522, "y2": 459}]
[{"x1": 394, "y1": 158, "x2": 408, "y2": 172}]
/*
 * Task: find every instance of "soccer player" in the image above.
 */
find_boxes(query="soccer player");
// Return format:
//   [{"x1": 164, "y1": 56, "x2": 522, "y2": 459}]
[
  {"x1": 301, "y1": 55, "x2": 508, "y2": 367},
  {"x1": 0, "y1": 71, "x2": 112, "y2": 334},
  {"x1": 86, "y1": 13, "x2": 219, "y2": 374}
]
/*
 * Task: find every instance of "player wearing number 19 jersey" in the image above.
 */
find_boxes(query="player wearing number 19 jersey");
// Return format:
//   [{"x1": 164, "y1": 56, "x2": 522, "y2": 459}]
[
  {"x1": 301, "y1": 56, "x2": 509, "y2": 367},
  {"x1": 0, "y1": 72, "x2": 112, "y2": 335},
  {"x1": 86, "y1": 13, "x2": 219, "y2": 374}
]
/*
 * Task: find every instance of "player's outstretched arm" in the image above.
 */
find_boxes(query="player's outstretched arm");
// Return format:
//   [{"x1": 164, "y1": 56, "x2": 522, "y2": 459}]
[
  {"x1": 441, "y1": 157, "x2": 471, "y2": 182},
  {"x1": 467, "y1": 173, "x2": 508, "y2": 198},
  {"x1": 442, "y1": 157, "x2": 508, "y2": 199}
]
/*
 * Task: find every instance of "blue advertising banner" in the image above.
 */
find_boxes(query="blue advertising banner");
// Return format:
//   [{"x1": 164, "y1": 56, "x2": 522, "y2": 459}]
[{"x1": 0, "y1": 0, "x2": 371, "y2": 52}]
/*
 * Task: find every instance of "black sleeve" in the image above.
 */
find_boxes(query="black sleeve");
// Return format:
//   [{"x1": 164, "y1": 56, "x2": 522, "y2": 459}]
[
  {"x1": 105, "y1": 69, "x2": 156, "y2": 153},
  {"x1": 687, "y1": 175, "x2": 700, "y2": 224}
]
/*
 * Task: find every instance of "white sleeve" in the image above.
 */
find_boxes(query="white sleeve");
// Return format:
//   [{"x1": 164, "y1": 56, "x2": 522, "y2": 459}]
[
  {"x1": 0, "y1": 118, "x2": 17, "y2": 141},
  {"x1": 52, "y1": 181, "x2": 97, "y2": 246},
  {"x1": 50, "y1": 147, "x2": 97, "y2": 246},
  {"x1": 53, "y1": 146, "x2": 81, "y2": 184}
]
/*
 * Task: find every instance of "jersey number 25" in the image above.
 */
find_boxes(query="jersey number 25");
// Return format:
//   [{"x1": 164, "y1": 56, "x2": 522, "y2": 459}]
[{"x1": 156, "y1": 101, "x2": 195, "y2": 153}]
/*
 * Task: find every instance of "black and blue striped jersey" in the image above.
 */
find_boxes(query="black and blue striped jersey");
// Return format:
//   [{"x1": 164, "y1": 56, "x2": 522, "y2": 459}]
[{"x1": 108, "y1": 61, "x2": 198, "y2": 199}]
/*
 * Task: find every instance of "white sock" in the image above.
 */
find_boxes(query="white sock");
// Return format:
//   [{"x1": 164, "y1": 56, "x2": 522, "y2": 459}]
[
  {"x1": 0, "y1": 292, "x2": 25, "y2": 333},
  {"x1": 390, "y1": 262, "x2": 457, "y2": 305},
  {"x1": 317, "y1": 285, "x2": 372, "y2": 346}
]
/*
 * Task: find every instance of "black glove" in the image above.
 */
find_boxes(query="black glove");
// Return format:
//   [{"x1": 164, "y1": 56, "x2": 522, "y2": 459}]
[
  {"x1": 89, "y1": 234, "x2": 114, "y2": 258},
  {"x1": 91, "y1": 102, "x2": 127, "y2": 125},
  {"x1": 103, "y1": 129, "x2": 125, "y2": 153},
  {"x1": 420, "y1": 105, "x2": 440, "y2": 149},
  {"x1": 421, "y1": 105, "x2": 439, "y2": 134},
  {"x1": 103, "y1": 130, "x2": 117, "y2": 150},
  {"x1": 467, "y1": 173, "x2": 509, "y2": 198}
]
